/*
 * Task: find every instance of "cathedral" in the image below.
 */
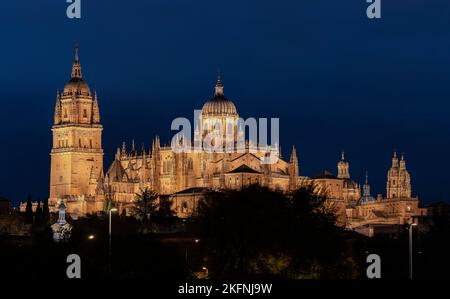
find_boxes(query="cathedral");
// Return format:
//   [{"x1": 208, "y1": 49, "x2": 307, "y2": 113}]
[{"x1": 34, "y1": 48, "x2": 426, "y2": 230}]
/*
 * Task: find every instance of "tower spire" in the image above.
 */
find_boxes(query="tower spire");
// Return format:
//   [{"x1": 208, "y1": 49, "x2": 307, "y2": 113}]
[
  {"x1": 75, "y1": 45, "x2": 79, "y2": 62},
  {"x1": 71, "y1": 45, "x2": 82, "y2": 79},
  {"x1": 400, "y1": 152, "x2": 406, "y2": 169},
  {"x1": 54, "y1": 90, "x2": 61, "y2": 125},
  {"x1": 121, "y1": 141, "x2": 127, "y2": 156},
  {"x1": 214, "y1": 70, "x2": 224, "y2": 96},
  {"x1": 92, "y1": 90, "x2": 100, "y2": 123},
  {"x1": 289, "y1": 146, "x2": 299, "y2": 190},
  {"x1": 363, "y1": 171, "x2": 371, "y2": 197},
  {"x1": 392, "y1": 151, "x2": 399, "y2": 167}
]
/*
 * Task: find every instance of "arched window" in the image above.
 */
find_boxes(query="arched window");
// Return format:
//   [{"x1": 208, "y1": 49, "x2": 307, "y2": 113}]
[
  {"x1": 79, "y1": 139, "x2": 82, "y2": 148},
  {"x1": 89, "y1": 139, "x2": 92, "y2": 149}
]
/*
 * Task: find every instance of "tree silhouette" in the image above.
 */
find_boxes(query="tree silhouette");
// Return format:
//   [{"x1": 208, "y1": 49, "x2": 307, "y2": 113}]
[
  {"x1": 132, "y1": 188, "x2": 159, "y2": 222},
  {"x1": 153, "y1": 197, "x2": 177, "y2": 225},
  {"x1": 34, "y1": 200, "x2": 42, "y2": 227},
  {"x1": 42, "y1": 199, "x2": 50, "y2": 225},
  {"x1": 193, "y1": 184, "x2": 360, "y2": 279},
  {"x1": 120, "y1": 208, "x2": 127, "y2": 221},
  {"x1": 25, "y1": 194, "x2": 33, "y2": 224}
]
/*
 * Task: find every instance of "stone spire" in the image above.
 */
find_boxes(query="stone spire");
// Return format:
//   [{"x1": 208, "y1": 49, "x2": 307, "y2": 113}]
[
  {"x1": 131, "y1": 139, "x2": 136, "y2": 153},
  {"x1": 400, "y1": 152, "x2": 406, "y2": 169},
  {"x1": 392, "y1": 151, "x2": 399, "y2": 168},
  {"x1": 289, "y1": 146, "x2": 299, "y2": 190},
  {"x1": 71, "y1": 46, "x2": 82, "y2": 79},
  {"x1": 363, "y1": 171, "x2": 370, "y2": 197},
  {"x1": 115, "y1": 147, "x2": 120, "y2": 160},
  {"x1": 121, "y1": 141, "x2": 127, "y2": 156},
  {"x1": 140, "y1": 146, "x2": 147, "y2": 187},
  {"x1": 92, "y1": 90, "x2": 100, "y2": 123},
  {"x1": 290, "y1": 146, "x2": 299, "y2": 176},
  {"x1": 54, "y1": 90, "x2": 61, "y2": 125}
]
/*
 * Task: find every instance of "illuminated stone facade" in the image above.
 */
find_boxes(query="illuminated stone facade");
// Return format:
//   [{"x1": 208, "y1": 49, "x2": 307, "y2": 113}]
[
  {"x1": 48, "y1": 47, "x2": 104, "y2": 215},
  {"x1": 28, "y1": 47, "x2": 426, "y2": 228}
]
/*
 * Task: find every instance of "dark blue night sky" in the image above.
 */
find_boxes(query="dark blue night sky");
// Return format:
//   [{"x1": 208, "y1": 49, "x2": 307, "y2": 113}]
[{"x1": 1, "y1": 0, "x2": 450, "y2": 206}]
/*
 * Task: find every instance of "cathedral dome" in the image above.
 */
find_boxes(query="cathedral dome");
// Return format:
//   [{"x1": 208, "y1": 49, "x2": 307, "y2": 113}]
[
  {"x1": 62, "y1": 46, "x2": 91, "y2": 96},
  {"x1": 63, "y1": 77, "x2": 91, "y2": 96},
  {"x1": 201, "y1": 78, "x2": 237, "y2": 117}
]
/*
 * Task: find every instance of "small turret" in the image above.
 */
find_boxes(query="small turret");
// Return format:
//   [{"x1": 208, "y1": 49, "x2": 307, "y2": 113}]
[
  {"x1": 392, "y1": 151, "x2": 399, "y2": 168},
  {"x1": 289, "y1": 146, "x2": 299, "y2": 176},
  {"x1": 400, "y1": 153, "x2": 406, "y2": 169},
  {"x1": 121, "y1": 141, "x2": 127, "y2": 156},
  {"x1": 115, "y1": 147, "x2": 120, "y2": 160},
  {"x1": 54, "y1": 91, "x2": 62, "y2": 125},
  {"x1": 289, "y1": 146, "x2": 299, "y2": 190},
  {"x1": 337, "y1": 151, "x2": 350, "y2": 179},
  {"x1": 92, "y1": 91, "x2": 100, "y2": 124}
]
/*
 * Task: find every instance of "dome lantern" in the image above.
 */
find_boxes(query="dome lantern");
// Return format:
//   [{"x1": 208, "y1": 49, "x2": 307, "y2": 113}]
[{"x1": 201, "y1": 74, "x2": 238, "y2": 117}]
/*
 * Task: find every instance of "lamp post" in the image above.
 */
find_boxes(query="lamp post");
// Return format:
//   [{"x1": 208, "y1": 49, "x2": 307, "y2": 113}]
[
  {"x1": 409, "y1": 221, "x2": 417, "y2": 280},
  {"x1": 109, "y1": 208, "x2": 118, "y2": 258}
]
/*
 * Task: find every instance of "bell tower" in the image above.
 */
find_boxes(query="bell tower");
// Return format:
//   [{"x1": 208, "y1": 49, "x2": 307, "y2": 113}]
[
  {"x1": 337, "y1": 151, "x2": 350, "y2": 179},
  {"x1": 386, "y1": 152, "x2": 411, "y2": 198},
  {"x1": 49, "y1": 47, "x2": 103, "y2": 205}
]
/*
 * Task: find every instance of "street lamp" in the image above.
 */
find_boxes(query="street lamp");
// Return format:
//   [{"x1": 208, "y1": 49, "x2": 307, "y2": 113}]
[
  {"x1": 409, "y1": 221, "x2": 418, "y2": 280},
  {"x1": 202, "y1": 266, "x2": 208, "y2": 279},
  {"x1": 109, "y1": 208, "x2": 118, "y2": 257}
]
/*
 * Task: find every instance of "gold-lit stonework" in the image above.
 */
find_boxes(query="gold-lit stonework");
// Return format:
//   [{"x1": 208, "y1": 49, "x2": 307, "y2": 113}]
[
  {"x1": 48, "y1": 47, "x2": 104, "y2": 215},
  {"x1": 20, "y1": 47, "x2": 426, "y2": 231}
]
